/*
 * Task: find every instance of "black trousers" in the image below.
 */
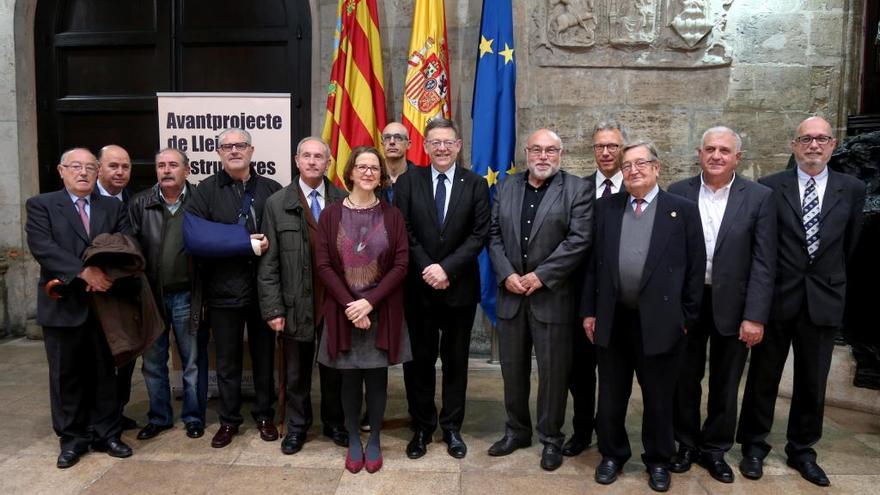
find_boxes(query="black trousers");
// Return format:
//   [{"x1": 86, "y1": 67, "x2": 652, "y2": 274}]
[
  {"x1": 43, "y1": 319, "x2": 121, "y2": 453},
  {"x1": 498, "y1": 300, "x2": 572, "y2": 448},
  {"x1": 115, "y1": 360, "x2": 136, "y2": 415},
  {"x1": 737, "y1": 309, "x2": 836, "y2": 463},
  {"x1": 209, "y1": 305, "x2": 276, "y2": 426},
  {"x1": 403, "y1": 301, "x2": 475, "y2": 434},
  {"x1": 568, "y1": 319, "x2": 597, "y2": 441},
  {"x1": 673, "y1": 289, "x2": 749, "y2": 459},
  {"x1": 596, "y1": 306, "x2": 684, "y2": 467},
  {"x1": 282, "y1": 331, "x2": 344, "y2": 433}
]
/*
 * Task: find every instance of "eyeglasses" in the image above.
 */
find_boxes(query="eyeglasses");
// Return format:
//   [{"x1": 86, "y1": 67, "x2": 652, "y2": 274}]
[
  {"x1": 794, "y1": 135, "x2": 834, "y2": 146},
  {"x1": 592, "y1": 144, "x2": 621, "y2": 153},
  {"x1": 355, "y1": 164, "x2": 381, "y2": 175},
  {"x1": 61, "y1": 162, "x2": 98, "y2": 174},
  {"x1": 382, "y1": 133, "x2": 409, "y2": 143},
  {"x1": 426, "y1": 139, "x2": 459, "y2": 149},
  {"x1": 525, "y1": 146, "x2": 562, "y2": 156},
  {"x1": 218, "y1": 142, "x2": 251, "y2": 152},
  {"x1": 621, "y1": 159, "x2": 657, "y2": 173}
]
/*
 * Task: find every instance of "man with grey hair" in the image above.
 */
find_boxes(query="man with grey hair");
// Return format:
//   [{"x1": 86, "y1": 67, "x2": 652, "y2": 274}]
[
  {"x1": 258, "y1": 136, "x2": 348, "y2": 454},
  {"x1": 129, "y1": 147, "x2": 207, "y2": 441},
  {"x1": 564, "y1": 119, "x2": 629, "y2": 458},
  {"x1": 581, "y1": 140, "x2": 704, "y2": 491},
  {"x1": 487, "y1": 128, "x2": 592, "y2": 471},
  {"x1": 667, "y1": 127, "x2": 776, "y2": 483},
  {"x1": 186, "y1": 127, "x2": 282, "y2": 448}
]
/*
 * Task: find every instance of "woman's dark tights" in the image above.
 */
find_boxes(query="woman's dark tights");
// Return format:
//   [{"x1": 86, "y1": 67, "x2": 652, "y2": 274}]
[{"x1": 340, "y1": 367, "x2": 387, "y2": 461}]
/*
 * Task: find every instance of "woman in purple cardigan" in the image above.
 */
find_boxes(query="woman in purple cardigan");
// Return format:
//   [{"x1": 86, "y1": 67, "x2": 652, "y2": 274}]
[{"x1": 315, "y1": 146, "x2": 412, "y2": 474}]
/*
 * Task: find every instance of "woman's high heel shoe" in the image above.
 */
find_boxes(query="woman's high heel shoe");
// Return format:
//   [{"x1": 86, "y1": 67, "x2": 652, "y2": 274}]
[{"x1": 345, "y1": 448, "x2": 364, "y2": 473}]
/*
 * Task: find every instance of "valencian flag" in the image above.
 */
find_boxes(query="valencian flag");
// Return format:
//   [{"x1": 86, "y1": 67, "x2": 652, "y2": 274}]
[
  {"x1": 471, "y1": 0, "x2": 516, "y2": 324},
  {"x1": 321, "y1": 0, "x2": 388, "y2": 186},
  {"x1": 402, "y1": 0, "x2": 452, "y2": 167}
]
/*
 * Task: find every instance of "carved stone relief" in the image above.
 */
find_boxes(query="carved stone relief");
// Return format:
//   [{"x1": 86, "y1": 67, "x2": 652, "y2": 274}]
[{"x1": 533, "y1": 0, "x2": 734, "y2": 68}]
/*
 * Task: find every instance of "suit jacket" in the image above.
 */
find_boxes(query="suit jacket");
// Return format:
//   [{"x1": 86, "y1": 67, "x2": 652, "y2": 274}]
[
  {"x1": 489, "y1": 170, "x2": 593, "y2": 324},
  {"x1": 394, "y1": 164, "x2": 490, "y2": 308},
  {"x1": 759, "y1": 168, "x2": 865, "y2": 327},
  {"x1": 26, "y1": 189, "x2": 132, "y2": 328},
  {"x1": 581, "y1": 190, "x2": 705, "y2": 355},
  {"x1": 668, "y1": 175, "x2": 777, "y2": 336}
]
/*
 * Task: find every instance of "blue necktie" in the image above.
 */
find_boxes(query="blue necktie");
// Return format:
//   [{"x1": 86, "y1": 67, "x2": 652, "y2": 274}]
[
  {"x1": 310, "y1": 190, "x2": 322, "y2": 222},
  {"x1": 435, "y1": 173, "x2": 447, "y2": 225}
]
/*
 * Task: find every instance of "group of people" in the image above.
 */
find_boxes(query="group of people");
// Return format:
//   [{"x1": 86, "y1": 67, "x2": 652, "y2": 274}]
[{"x1": 25, "y1": 114, "x2": 863, "y2": 491}]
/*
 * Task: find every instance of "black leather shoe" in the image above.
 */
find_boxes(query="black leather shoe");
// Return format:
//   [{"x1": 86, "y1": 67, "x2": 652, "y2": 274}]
[
  {"x1": 256, "y1": 420, "x2": 279, "y2": 442},
  {"x1": 739, "y1": 456, "x2": 763, "y2": 480},
  {"x1": 92, "y1": 438, "x2": 133, "y2": 458},
  {"x1": 136, "y1": 422, "x2": 173, "y2": 440},
  {"x1": 442, "y1": 430, "x2": 467, "y2": 459},
  {"x1": 594, "y1": 457, "x2": 622, "y2": 485},
  {"x1": 56, "y1": 450, "x2": 81, "y2": 469},
  {"x1": 647, "y1": 465, "x2": 671, "y2": 492},
  {"x1": 323, "y1": 426, "x2": 349, "y2": 447},
  {"x1": 120, "y1": 415, "x2": 139, "y2": 431},
  {"x1": 540, "y1": 444, "x2": 563, "y2": 471},
  {"x1": 562, "y1": 432, "x2": 590, "y2": 457},
  {"x1": 185, "y1": 422, "x2": 204, "y2": 439},
  {"x1": 406, "y1": 430, "x2": 432, "y2": 459},
  {"x1": 786, "y1": 459, "x2": 830, "y2": 487},
  {"x1": 211, "y1": 424, "x2": 239, "y2": 448},
  {"x1": 487, "y1": 435, "x2": 531, "y2": 457},
  {"x1": 668, "y1": 447, "x2": 696, "y2": 473},
  {"x1": 698, "y1": 457, "x2": 734, "y2": 483},
  {"x1": 281, "y1": 431, "x2": 306, "y2": 455}
]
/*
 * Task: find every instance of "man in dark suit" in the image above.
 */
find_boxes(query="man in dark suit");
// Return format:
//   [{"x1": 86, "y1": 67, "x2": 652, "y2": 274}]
[
  {"x1": 487, "y1": 128, "x2": 593, "y2": 471},
  {"x1": 26, "y1": 148, "x2": 134, "y2": 468},
  {"x1": 394, "y1": 118, "x2": 490, "y2": 459},
  {"x1": 737, "y1": 116, "x2": 865, "y2": 487},
  {"x1": 667, "y1": 127, "x2": 777, "y2": 483},
  {"x1": 564, "y1": 120, "x2": 628, "y2": 458},
  {"x1": 95, "y1": 144, "x2": 138, "y2": 431},
  {"x1": 581, "y1": 140, "x2": 705, "y2": 492}
]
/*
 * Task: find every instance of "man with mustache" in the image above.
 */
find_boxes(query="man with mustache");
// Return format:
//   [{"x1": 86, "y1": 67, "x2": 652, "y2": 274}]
[{"x1": 128, "y1": 147, "x2": 207, "y2": 441}]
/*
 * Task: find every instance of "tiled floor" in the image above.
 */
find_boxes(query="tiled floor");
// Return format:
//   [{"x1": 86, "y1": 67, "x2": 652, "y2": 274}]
[{"x1": 0, "y1": 336, "x2": 878, "y2": 494}]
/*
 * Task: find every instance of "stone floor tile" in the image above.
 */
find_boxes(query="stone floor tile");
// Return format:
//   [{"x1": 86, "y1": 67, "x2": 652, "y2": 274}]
[
  {"x1": 82, "y1": 460, "x2": 226, "y2": 494},
  {"x1": 0, "y1": 452, "x2": 116, "y2": 495},
  {"x1": 335, "y1": 470, "x2": 460, "y2": 495}
]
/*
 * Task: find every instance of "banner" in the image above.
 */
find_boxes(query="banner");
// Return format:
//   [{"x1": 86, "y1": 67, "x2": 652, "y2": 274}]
[
  {"x1": 402, "y1": 0, "x2": 452, "y2": 166},
  {"x1": 471, "y1": 0, "x2": 517, "y2": 325},
  {"x1": 157, "y1": 92, "x2": 292, "y2": 185},
  {"x1": 321, "y1": 0, "x2": 388, "y2": 187}
]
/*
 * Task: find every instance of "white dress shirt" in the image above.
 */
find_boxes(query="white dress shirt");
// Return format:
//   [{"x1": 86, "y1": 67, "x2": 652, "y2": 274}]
[
  {"x1": 698, "y1": 173, "x2": 735, "y2": 284},
  {"x1": 796, "y1": 165, "x2": 828, "y2": 212},
  {"x1": 628, "y1": 184, "x2": 659, "y2": 212},
  {"x1": 595, "y1": 170, "x2": 624, "y2": 198},
  {"x1": 431, "y1": 163, "x2": 456, "y2": 219},
  {"x1": 96, "y1": 181, "x2": 124, "y2": 202},
  {"x1": 299, "y1": 177, "x2": 326, "y2": 210}
]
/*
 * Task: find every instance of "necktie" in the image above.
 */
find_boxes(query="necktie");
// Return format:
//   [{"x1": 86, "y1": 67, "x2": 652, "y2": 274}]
[
  {"x1": 435, "y1": 173, "x2": 447, "y2": 225},
  {"x1": 634, "y1": 198, "x2": 644, "y2": 216},
  {"x1": 76, "y1": 197, "x2": 90, "y2": 235},
  {"x1": 602, "y1": 178, "x2": 613, "y2": 198},
  {"x1": 803, "y1": 177, "x2": 820, "y2": 260},
  {"x1": 310, "y1": 190, "x2": 322, "y2": 222}
]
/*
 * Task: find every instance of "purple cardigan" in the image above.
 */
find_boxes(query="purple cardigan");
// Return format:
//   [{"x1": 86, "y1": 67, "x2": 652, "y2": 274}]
[{"x1": 315, "y1": 200, "x2": 409, "y2": 363}]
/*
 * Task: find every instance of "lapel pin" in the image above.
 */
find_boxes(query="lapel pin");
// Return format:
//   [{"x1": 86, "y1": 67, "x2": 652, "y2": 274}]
[{"x1": 670, "y1": 211, "x2": 677, "y2": 218}]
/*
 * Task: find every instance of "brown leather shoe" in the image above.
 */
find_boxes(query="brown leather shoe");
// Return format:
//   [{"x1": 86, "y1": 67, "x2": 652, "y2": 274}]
[
  {"x1": 211, "y1": 424, "x2": 239, "y2": 448},
  {"x1": 256, "y1": 420, "x2": 279, "y2": 442}
]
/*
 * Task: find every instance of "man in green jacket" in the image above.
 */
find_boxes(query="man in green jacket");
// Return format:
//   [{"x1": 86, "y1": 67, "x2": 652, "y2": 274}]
[{"x1": 257, "y1": 136, "x2": 348, "y2": 454}]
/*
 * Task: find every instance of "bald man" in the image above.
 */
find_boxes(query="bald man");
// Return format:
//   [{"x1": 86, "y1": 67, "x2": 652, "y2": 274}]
[{"x1": 737, "y1": 116, "x2": 865, "y2": 487}]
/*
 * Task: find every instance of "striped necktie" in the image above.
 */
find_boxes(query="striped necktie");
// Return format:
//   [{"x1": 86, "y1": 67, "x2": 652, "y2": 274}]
[{"x1": 803, "y1": 177, "x2": 820, "y2": 260}]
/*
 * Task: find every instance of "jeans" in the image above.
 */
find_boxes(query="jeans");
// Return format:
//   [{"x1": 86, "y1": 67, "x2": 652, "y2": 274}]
[{"x1": 142, "y1": 291, "x2": 206, "y2": 426}]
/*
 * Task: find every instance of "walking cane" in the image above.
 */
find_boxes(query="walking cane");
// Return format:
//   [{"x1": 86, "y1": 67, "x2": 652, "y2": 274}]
[{"x1": 276, "y1": 332, "x2": 286, "y2": 435}]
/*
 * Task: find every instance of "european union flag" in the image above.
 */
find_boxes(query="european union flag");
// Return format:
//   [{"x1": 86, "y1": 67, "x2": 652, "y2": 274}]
[{"x1": 470, "y1": 0, "x2": 516, "y2": 325}]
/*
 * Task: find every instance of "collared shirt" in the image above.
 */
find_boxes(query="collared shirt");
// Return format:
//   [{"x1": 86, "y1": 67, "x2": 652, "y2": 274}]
[
  {"x1": 299, "y1": 177, "x2": 326, "y2": 211},
  {"x1": 797, "y1": 165, "x2": 829, "y2": 212},
  {"x1": 520, "y1": 172, "x2": 556, "y2": 262},
  {"x1": 96, "y1": 181, "x2": 124, "y2": 202},
  {"x1": 628, "y1": 184, "x2": 660, "y2": 212},
  {"x1": 431, "y1": 163, "x2": 456, "y2": 219},
  {"x1": 159, "y1": 183, "x2": 189, "y2": 215},
  {"x1": 595, "y1": 169, "x2": 624, "y2": 198},
  {"x1": 699, "y1": 173, "x2": 735, "y2": 284},
  {"x1": 67, "y1": 190, "x2": 90, "y2": 218}
]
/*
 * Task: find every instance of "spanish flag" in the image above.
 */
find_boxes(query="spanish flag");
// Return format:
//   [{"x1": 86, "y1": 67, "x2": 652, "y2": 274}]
[
  {"x1": 402, "y1": 0, "x2": 452, "y2": 167},
  {"x1": 321, "y1": 0, "x2": 388, "y2": 186}
]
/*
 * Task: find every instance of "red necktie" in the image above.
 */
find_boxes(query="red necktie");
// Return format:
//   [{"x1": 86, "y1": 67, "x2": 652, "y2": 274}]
[{"x1": 634, "y1": 198, "x2": 644, "y2": 216}]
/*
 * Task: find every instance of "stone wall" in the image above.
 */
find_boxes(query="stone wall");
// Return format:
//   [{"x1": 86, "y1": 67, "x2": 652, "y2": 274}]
[{"x1": 312, "y1": 0, "x2": 863, "y2": 184}]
